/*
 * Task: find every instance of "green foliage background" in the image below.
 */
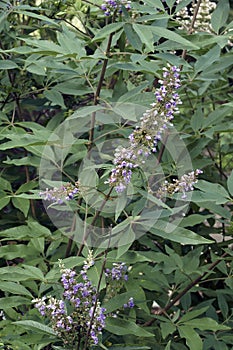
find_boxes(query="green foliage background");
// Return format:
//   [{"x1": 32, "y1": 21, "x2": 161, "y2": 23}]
[{"x1": 0, "y1": 0, "x2": 233, "y2": 349}]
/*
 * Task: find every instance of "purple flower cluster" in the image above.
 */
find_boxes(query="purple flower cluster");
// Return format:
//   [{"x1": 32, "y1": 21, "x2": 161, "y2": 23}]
[
  {"x1": 129, "y1": 65, "x2": 181, "y2": 154},
  {"x1": 105, "y1": 262, "x2": 128, "y2": 281},
  {"x1": 101, "y1": 0, "x2": 131, "y2": 16},
  {"x1": 33, "y1": 256, "x2": 105, "y2": 347},
  {"x1": 123, "y1": 297, "x2": 134, "y2": 308},
  {"x1": 39, "y1": 181, "x2": 79, "y2": 204},
  {"x1": 107, "y1": 65, "x2": 182, "y2": 193},
  {"x1": 157, "y1": 169, "x2": 203, "y2": 199},
  {"x1": 107, "y1": 147, "x2": 140, "y2": 192}
]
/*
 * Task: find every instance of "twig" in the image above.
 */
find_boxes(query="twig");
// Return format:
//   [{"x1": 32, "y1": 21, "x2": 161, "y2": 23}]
[
  {"x1": 77, "y1": 187, "x2": 114, "y2": 256},
  {"x1": 143, "y1": 251, "x2": 229, "y2": 327},
  {"x1": 181, "y1": 0, "x2": 202, "y2": 60},
  {"x1": 83, "y1": 235, "x2": 111, "y2": 350},
  {"x1": 88, "y1": 32, "x2": 114, "y2": 153}
]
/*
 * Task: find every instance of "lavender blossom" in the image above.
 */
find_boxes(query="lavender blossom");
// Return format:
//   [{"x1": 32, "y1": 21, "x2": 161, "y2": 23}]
[
  {"x1": 39, "y1": 181, "x2": 79, "y2": 204},
  {"x1": 123, "y1": 297, "x2": 134, "y2": 308},
  {"x1": 157, "y1": 169, "x2": 203, "y2": 199},
  {"x1": 105, "y1": 262, "x2": 128, "y2": 281},
  {"x1": 101, "y1": 0, "x2": 131, "y2": 16},
  {"x1": 107, "y1": 64, "x2": 182, "y2": 193},
  {"x1": 33, "y1": 255, "x2": 105, "y2": 347}
]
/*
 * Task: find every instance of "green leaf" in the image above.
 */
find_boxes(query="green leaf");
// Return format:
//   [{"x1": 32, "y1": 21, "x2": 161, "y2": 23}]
[
  {"x1": 27, "y1": 220, "x2": 52, "y2": 237},
  {"x1": 116, "y1": 242, "x2": 133, "y2": 259},
  {"x1": 103, "y1": 291, "x2": 137, "y2": 313},
  {"x1": 150, "y1": 221, "x2": 213, "y2": 245},
  {"x1": 0, "y1": 195, "x2": 10, "y2": 210},
  {"x1": 165, "y1": 341, "x2": 171, "y2": 350},
  {"x1": 56, "y1": 25, "x2": 86, "y2": 57},
  {"x1": 13, "y1": 320, "x2": 57, "y2": 336},
  {"x1": 0, "y1": 296, "x2": 31, "y2": 309},
  {"x1": 12, "y1": 197, "x2": 30, "y2": 217},
  {"x1": 124, "y1": 23, "x2": 143, "y2": 51},
  {"x1": 160, "y1": 322, "x2": 176, "y2": 339},
  {"x1": 105, "y1": 317, "x2": 153, "y2": 337},
  {"x1": 211, "y1": 0, "x2": 230, "y2": 34},
  {"x1": 26, "y1": 63, "x2": 46, "y2": 75},
  {"x1": 43, "y1": 89, "x2": 66, "y2": 108},
  {"x1": 217, "y1": 294, "x2": 229, "y2": 319},
  {"x1": 93, "y1": 23, "x2": 124, "y2": 41},
  {"x1": 0, "y1": 60, "x2": 19, "y2": 69},
  {"x1": 16, "y1": 180, "x2": 38, "y2": 194},
  {"x1": 180, "y1": 214, "x2": 213, "y2": 227},
  {"x1": 22, "y1": 265, "x2": 44, "y2": 281},
  {"x1": 108, "y1": 347, "x2": 150, "y2": 350},
  {"x1": 133, "y1": 24, "x2": 199, "y2": 49},
  {"x1": 115, "y1": 191, "x2": 128, "y2": 221},
  {"x1": 15, "y1": 10, "x2": 59, "y2": 27},
  {"x1": 132, "y1": 24, "x2": 154, "y2": 52},
  {"x1": 0, "y1": 281, "x2": 33, "y2": 298},
  {"x1": 86, "y1": 260, "x2": 106, "y2": 290},
  {"x1": 183, "y1": 318, "x2": 230, "y2": 331},
  {"x1": 178, "y1": 326, "x2": 202, "y2": 350},
  {"x1": 194, "y1": 45, "x2": 221, "y2": 75},
  {"x1": 0, "y1": 244, "x2": 34, "y2": 260},
  {"x1": 227, "y1": 170, "x2": 233, "y2": 197},
  {"x1": 0, "y1": 177, "x2": 12, "y2": 191},
  {"x1": 30, "y1": 237, "x2": 44, "y2": 253},
  {"x1": 195, "y1": 180, "x2": 229, "y2": 199},
  {"x1": 179, "y1": 306, "x2": 209, "y2": 323},
  {"x1": 4, "y1": 155, "x2": 39, "y2": 167}
]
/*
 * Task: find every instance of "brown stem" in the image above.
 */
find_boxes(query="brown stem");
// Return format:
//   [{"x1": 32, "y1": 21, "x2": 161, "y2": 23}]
[
  {"x1": 65, "y1": 197, "x2": 83, "y2": 257},
  {"x1": 206, "y1": 147, "x2": 227, "y2": 180},
  {"x1": 82, "y1": 0, "x2": 101, "y2": 8},
  {"x1": 83, "y1": 241, "x2": 110, "y2": 350},
  {"x1": 77, "y1": 187, "x2": 114, "y2": 256},
  {"x1": 181, "y1": 0, "x2": 202, "y2": 60},
  {"x1": 88, "y1": 32, "x2": 114, "y2": 153},
  {"x1": 65, "y1": 214, "x2": 78, "y2": 257},
  {"x1": 143, "y1": 251, "x2": 228, "y2": 327}
]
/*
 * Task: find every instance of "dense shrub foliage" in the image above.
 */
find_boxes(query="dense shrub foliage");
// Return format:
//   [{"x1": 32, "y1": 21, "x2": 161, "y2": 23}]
[{"x1": 0, "y1": 0, "x2": 233, "y2": 349}]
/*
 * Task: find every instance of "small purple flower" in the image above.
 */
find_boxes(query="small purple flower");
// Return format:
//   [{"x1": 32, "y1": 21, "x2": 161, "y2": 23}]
[
  {"x1": 157, "y1": 169, "x2": 203, "y2": 198},
  {"x1": 105, "y1": 262, "x2": 128, "y2": 281},
  {"x1": 123, "y1": 297, "x2": 134, "y2": 309},
  {"x1": 40, "y1": 181, "x2": 79, "y2": 204},
  {"x1": 101, "y1": 0, "x2": 131, "y2": 16},
  {"x1": 33, "y1": 256, "x2": 106, "y2": 347},
  {"x1": 106, "y1": 65, "x2": 182, "y2": 193}
]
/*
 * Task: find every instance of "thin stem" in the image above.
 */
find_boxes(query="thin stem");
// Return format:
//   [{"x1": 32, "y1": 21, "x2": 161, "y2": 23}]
[
  {"x1": 83, "y1": 234, "x2": 111, "y2": 350},
  {"x1": 65, "y1": 214, "x2": 78, "y2": 257},
  {"x1": 82, "y1": 0, "x2": 102, "y2": 8},
  {"x1": 181, "y1": 0, "x2": 202, "y2": 60},
  {"x1": 143, "y1": 251, "x2": 229, "y2": 326},
  {"x1": 77, "y1": 187, "x2": 114, "y2": 256},
  {"x1": 206, "y1": 147, "x2": 227, "y2": 180},
  {"x1": 88, "y1": 32, "x2": 114, "y2": 153}
]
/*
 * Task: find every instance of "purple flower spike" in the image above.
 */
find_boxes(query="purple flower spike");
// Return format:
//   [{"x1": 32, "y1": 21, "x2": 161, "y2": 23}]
[{"x1": 106, "y1": 64, "x2": 182, "y2": 193}]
